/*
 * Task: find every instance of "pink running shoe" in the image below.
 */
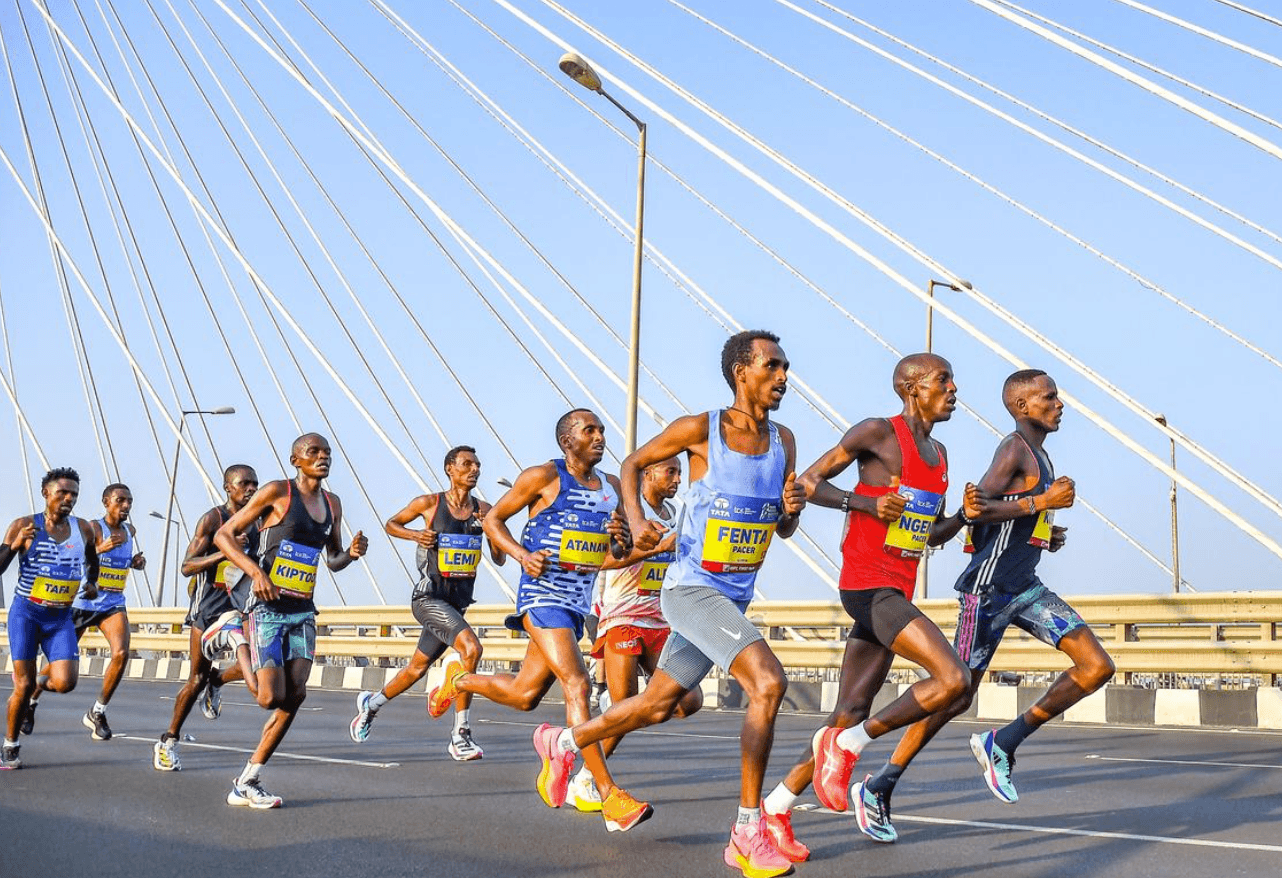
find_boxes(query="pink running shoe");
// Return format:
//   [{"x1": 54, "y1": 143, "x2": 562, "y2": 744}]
[
  {"x1": 762, "y1": 809, "x2": 810, "y2": 862},
  {"x1": 723, "y1": 818, "x2": 794, "y2": 878},
  {"x1": 532, "y1": 723, "x2": 575, "y2": 808},
  {"x1": 811, "y1": 726, "x2": 858, "y2": 812}
]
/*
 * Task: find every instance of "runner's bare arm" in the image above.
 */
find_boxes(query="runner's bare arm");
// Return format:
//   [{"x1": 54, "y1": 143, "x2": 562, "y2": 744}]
[
  {"x1": 620, "y1": 414, "x2": 708, "y2": 547},
  {"x1": 776, "y1": 424, "x2": 805, "y2": 539},
  {"x1": 799, "y1": 418, "x2": 902, "y2": 522},
  {"x1": 181, "y1": 509, "x2": 230, "y2": 577},
  {"x1": 128, "y1": 522, "x2": 145, "y2": 569},
  {"x1": 0, "y1": 516, "x2": 36, "y2": 574},
  {"x1": 483, "y1": 462, "x2": 559, "y2": 577},
  {"x1": 476, "y1": 500, "x2": 507, "y2": 565},
  {"x1": 385, "y1": 494, "x2": 437, "y2": 549},
  {"x1": 80, "y1": 518, "x2": 100, "y2": 600},
  {"x1": 604, "y1": 473, "x2": 633, "y2": 558},
  {"x1": 325, "y1": 496, "x2": 366, "y2": 571}
]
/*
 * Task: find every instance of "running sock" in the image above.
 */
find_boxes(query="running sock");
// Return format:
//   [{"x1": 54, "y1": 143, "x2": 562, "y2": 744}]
[
  {"x1": 556, "y1": 728, "x2": 580, "y2": 755},
  {"x1": 92, "y1": 700, "x2": 108, "y2": 716},
  {"x1": 3, "y1": 738, "x2": 16, "y2": 748},
  {"x1": 454, "y1": 708, "x2": 470, "y2": 732},
  {"x1": 736, "y1": 806, "x2": 761, "y2": 828},
  {"x1": 238, "y1": 761, "x2": 263, "y2": 784},
  {"x1": 866, "y1": 762, "x2": 905, "y2": 797},
  {"x1": 762, "y1": 783, "x2": 799, "y2": 816},
  {"x1": 160, "y1": 732, "x2": 178, "y2": 743},
  {"x1": 835, "y1": 721, "x2": 873, "y2": 754},
  {"x1": 367, "y1": 691, "x2": 389, "y2": 711},
  {"x1": 993, "y1": 714, "x2": 1036, "y2": 756}
]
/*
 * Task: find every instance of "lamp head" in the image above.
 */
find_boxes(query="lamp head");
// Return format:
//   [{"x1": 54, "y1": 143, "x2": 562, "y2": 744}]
[
  {"x1": 559, "y1": 52, "x2": 602, "y2": 92},
  {"x1": 211, "y1": 406, "x2": 236, "y2": 415}
]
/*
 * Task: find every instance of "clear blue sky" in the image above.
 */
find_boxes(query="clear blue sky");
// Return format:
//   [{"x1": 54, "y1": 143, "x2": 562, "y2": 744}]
[{"x1": 1, "y1": 0, "x2": 1279, "y2": 606}]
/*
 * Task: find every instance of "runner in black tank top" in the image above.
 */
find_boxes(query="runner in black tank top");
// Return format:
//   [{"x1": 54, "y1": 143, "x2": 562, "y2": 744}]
[
  {"x1": 214, "y1": 433, "x2": 367, "y2": 809},
  {"x1": 155, "y1": 464, "x2": 259, "y2": 772},
  {"x1": 852, "y1": 370, "x2": 1113, "y2": 842},
  {"x1": 350, "y1": 446, "x2": 505, "y2": 762}
]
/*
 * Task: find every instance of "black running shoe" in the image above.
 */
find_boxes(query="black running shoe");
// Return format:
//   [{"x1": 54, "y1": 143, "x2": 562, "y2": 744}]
[{"x1": 83, "y1": 709, "x2": 112, "y2": 741}]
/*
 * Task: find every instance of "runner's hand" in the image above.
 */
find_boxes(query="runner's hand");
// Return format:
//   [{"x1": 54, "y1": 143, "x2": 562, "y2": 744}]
[
  {"x1": 82, "y1": 582, "x2": 98, "y2": 601},
  {"x1": 349, "y1": 531, "x2": 369, "y2": 559},
  {"x1": 251, "y1": 568, "x2": 277, "y2": 602},
  {"x1": 876, "y1": 476, "x2": 907, "y2": 524},
  {"x1": 606, "y1": 510, "x2": 632, "y2": 554},
  {"x1": 962, "y1": 482, "x2": 986, "y2": 521},
  {"x1": 9, "y1": 521, "x2": 35, "y2": 550},
  {"x1": 131, "y1": 551, "x2": 146, "y2": 570},
  {"x1": 1042, "y1": 476, "x2": 1076, "y2": 510},
  {"x1": 1049, "y1": 525, "x2": 1068, "y2": 553},
  {"x1": 781, "y1": 472, "x2": 806, "y2": 516},
  {"x1": 521, "y1": 548, "x2": 552, "y2": 578},
  {"x1": 415, "y1": 529, "x2": 438, "y2": 549}
]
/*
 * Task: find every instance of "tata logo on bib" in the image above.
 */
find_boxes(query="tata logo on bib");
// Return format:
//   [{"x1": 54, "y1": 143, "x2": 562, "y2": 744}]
[
  {"x1": 565, "y1": 512, "x2": 580, "y2": 525},
  {"x1": 713, "y1": 497, "x2": 730, "y2": 510}
]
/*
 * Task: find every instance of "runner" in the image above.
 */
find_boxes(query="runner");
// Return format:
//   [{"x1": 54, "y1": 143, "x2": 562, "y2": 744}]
[
  {"x1": 425, "y1": 409, "x2": 650, "y2": 831},
  {"x1": 761, "y1": 352, "x2": 977, "y2": 857},
  {"x1": 0, "y1": 468, "x2": 99, "y2": 769},
  {"x1": 573, "y1": 456, "x2": 703, "y2": 809},
  {"x1": 851, "y1": 369, "x2": 1112, "y2": 839},
  {"x1": 213, "y1": 433, "x2": 367, "y2": 808},
  {"x1": 153, "y1": 464, "x2": 260, "y2": 771},
  {"x1": 349, "y1": 445, "x2": 505, "y2": 761},
  {"x1": 523, "y1": 331, "x2": 807, "y2": 878}
]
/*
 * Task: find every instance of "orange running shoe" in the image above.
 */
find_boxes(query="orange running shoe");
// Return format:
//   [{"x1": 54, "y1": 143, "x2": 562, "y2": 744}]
[
  {"x1": 762, "y1": 809, "x2": 810, "y2": 862},
  {"x1": 532, "y1": 723, "x2": 575, "y2": 808},
  {"x1": 426, "y1": 660, "x2": 464, "y2": 719},
  {"x1": 723, "y1": 818, "x2": 794, "y2": 878},
  {"x1": 602, "y1": 787, "x2": 653, "y2": 832},
  {"x1": 811, "y1": 726, "x2": 858, "y2": 812}
]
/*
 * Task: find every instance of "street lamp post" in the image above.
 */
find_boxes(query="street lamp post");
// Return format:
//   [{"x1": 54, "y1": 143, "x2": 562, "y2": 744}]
[
  {"x1": 1155, "y1": 414, "x2": 1181, "y2": 593},
  {"x1": 157, "y1": 406, "x2": 235, "y2": 605},
  {"x1": 919, "y1": 278, "x2": 971, "y2": 599},
  {"x1": 559, "y1": 52, "x2": 647, "y2": 455}
]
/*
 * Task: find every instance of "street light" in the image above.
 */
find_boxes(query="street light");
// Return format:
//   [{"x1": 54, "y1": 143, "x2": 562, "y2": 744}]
[
  {"x1": 559, "y1": 52, "x2": 647, "y2": 455},
  {"x1": 157, "y1": 406, "x2": 235, "y2": 606},
  {"x1": 1155, "y1": 414, "x2": 1181, "y2": 593},
  {"x1": 925, "y1": 278, "x2": 972, "y2": 354}
]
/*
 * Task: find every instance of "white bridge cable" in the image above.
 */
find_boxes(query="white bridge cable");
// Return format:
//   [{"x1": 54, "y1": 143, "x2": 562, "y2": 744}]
[
  {"x1": 801, "y1": 0, "x2": 1282, "y2": 271},
  {"x1": 763, "y1": 0, "x2": 1282, "y2": 371},
  {"x1": 26, "y1": 0, "x2": 545, "y2": 602},
  {"x1": 378, "y1": 0, "x2": 850, "y2": 438},
  {"x1": 1110, "y1": 0, "x2": 1282, "y2": 70},
  {"x1": 501, "y1": 0, "x2": 1282, "y2": 559},
  {"x1": 0, "y1": 282, "x2": 50, "y2": 479},
  {"x1": 1211, "y1": 0, "x2": 1282, "y2": 29},
  {"x1": 965, "y1": 0, "x2": 1282, "y2": 161},
  {"x1": 991, "y1": 0, "x2": 1282, "y2": 135},
  {"x1": 217, "y1": 0, "x2": 631, "y2": 464}
]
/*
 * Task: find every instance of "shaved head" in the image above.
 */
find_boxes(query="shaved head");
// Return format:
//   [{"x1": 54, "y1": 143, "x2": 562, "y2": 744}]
[
  {"x1": 892, "y1": 353, "x2": 950, "y2": 400},
  {"x1": 291, "y1": 432, "x2": 328, "y2": 457},
  {"x1": 1002, "y1": 369, "x2": 1049, "y2": 415}
]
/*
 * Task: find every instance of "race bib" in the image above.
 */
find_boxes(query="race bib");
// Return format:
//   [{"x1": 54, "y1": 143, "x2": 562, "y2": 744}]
[
  {"x1": 269, "y1": 540, "x2": 321, "y2": 598},
  {"x1": 1028, "y1": 509, "x2": 1054, "y2": 549},
  {"x1": 637, "y1": 552, "x2": 673, "y2": 593},
  {"x1": 97, "y1": 557, "x2": 130, "y2": 593},
  {"x1": 438, "y1": 533, "x2": 482, "y2": 578},
  {"x1": 701, "y1": 494, "x2": 780, "y2": 574},
  {"x1": 558, "y1": 511, "x2": 610, "y2": 572},
  {"x1": 30, "y1": 575, "x2": 79, "y2": 606},
  {"x1": 214, "y1": 560, "x2": 233, "y2": 590},
  {"x1": 884, "y1": 485, "x2": 945, "y2": 559},
  {"x1": 963, "y1": 527, "x2": 975, "y2": 555}
]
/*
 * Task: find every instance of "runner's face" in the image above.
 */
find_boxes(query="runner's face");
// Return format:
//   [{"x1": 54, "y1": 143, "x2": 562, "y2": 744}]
[
  {"x1": 104, "y1": 489, "x2": 133, "y2": 522},
  {"x1": 915, "y1": 361, "x2": 958, "y2": 423},
  {"x1": 739, "y1": 340, "x2": 789, "y2": 411},
  {"x1": 1023, "y1": 375, "x2": 1064, "y2": 432},
  {"x1": 447, "y1": 451, "x2": 481, "y2": 490},
  {"x1": 294, "y1": 438, "x2": 332, "y2": 478},
  {"x1": 43, "y1": 478, "x2": 79, "y2": 518},
  {"x1": 646, "y1": 459, "x2": 682, "y2": 498},
  {"x1": 227, "y1": 470, "x2": 259, "y2": 506},
  {"x1": 564, "y1": 414, "x2": 607, "y2": 465}
]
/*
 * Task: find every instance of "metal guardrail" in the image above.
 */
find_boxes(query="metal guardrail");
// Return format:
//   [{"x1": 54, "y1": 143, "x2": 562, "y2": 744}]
[{"x1": 2, "y1": 592, "x2": 1279, "y2": 680}]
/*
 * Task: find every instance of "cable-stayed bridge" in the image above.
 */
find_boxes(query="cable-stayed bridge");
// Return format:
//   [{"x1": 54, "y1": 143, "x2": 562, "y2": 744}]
[{"x1": 0, "y1": 0, "x2": 1279, "y2": 609}]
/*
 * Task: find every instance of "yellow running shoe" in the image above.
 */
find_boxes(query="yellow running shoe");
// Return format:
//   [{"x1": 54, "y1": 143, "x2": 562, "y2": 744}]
[
  {"x1": 602, "y1": 787, "x2": 653, "y2": 833},
  {"x1": 427, "y1": 660, "x2": 464, "y2": 719}
]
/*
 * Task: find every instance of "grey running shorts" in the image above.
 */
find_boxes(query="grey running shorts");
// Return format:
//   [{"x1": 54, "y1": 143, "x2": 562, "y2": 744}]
[
  {"x1": 412, "y1": 597, "x2": 470, "y2": 663},
  {"x1": 656, "y1": 585, "x2": 764, "y2": 690}
]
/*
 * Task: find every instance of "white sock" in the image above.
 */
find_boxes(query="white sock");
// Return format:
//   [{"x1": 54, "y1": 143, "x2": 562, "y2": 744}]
[
  {"x1": 762, "y1": 783, "x2": 798, "y2": 816},
  {"x1": 454, "y1": 709, "x2": 470, "y2": 732},
  {"x1": 3, "y1": 738, "x2": 16, "y2": 748},
  {"x1": 736, "y1": 806, "x2": 761, "y2": 827},
  {"x1": 238, "y1": 760, "x2": 263, "y2": 784},
  {"x1": 556, "y1": 727, "x2": 580, "y2": 754},
  {"x1": 573, "y1": 766, "x2": 593, "y2": 785},
  {"x1": 835, "y1": 721, "x2": 873, "y2": 755},
  {"x1": 367, "y1": 691, "x2": 389, "y2": 711},
  {"x1": 93, "y1": 700, "x2": 108, "y2": 716}
]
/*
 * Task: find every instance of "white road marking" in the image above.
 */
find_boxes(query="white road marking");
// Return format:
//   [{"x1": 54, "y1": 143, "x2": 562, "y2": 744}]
[
  {"x1": 157, "y1": 695, "x2": 323, "y2": 711},
  {"x1": 478, "y1": 717, "x2": 741, "y2": 741},
  {"x1": 115, "y1": 733, "x2": 399, "y2": 768},
  {"x1": 1085, "y1": 753, "x2": 1282, "y2": 770},
  {"x1": 794, "y1": 804, "x2": 1282, "y2": 853}
]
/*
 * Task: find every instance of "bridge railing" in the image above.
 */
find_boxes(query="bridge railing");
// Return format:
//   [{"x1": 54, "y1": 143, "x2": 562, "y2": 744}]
[{"x1": 3, "y1": 592, "x2": 1279, "y2": 683}]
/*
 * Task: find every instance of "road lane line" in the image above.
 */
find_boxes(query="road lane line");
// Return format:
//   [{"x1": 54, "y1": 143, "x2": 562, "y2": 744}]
[
  {"x1": 115, "y1": 733, "x2": 399, "y2": 768},
  {"x1": 156, "y1": 695, "x2": 324, "y2": 712},
  {"x1": 1085, "y1": 753, "x2": 1282, "y2": 770},
  {"x1": 794, "y1": 805, "x2": 1282, "y2": 852}
]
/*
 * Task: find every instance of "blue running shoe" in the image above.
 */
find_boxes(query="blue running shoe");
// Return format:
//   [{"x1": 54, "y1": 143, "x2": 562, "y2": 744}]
[
  {"x1": 349, "y1": 690, "x2": 377, "y2": 743},
  {"x1": 970, "y1": 730, "x2": 1018, "y2": 804},
  {"x1": 853, "y1": 775, "x2": 897, "y2": 843}
]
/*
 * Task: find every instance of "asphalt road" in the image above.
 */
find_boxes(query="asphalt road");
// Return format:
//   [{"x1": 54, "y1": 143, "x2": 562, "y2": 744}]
[{"x1": 2, "y1": 677, "x2": 1280, "y2": 877}]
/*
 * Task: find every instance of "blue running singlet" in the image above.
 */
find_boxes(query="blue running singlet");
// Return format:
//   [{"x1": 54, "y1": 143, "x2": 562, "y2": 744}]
[{"x1": 73, "y1": 517, "x2": 131, "y2": 613}]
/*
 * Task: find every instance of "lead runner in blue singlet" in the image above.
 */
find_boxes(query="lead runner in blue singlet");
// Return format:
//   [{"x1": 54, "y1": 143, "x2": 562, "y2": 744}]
[
  {"x1": 426, "y1": 409, "x2": 654, "y2": 832},
  {"x1": 0, "y1": 467, "x2": 100, "y2": 770},
  {"x1": 530, "y1": 331, "x2": 808, "y2": 878},
  {"x1": 214, "y1": 433, "x2": 367, "y2": 809}
]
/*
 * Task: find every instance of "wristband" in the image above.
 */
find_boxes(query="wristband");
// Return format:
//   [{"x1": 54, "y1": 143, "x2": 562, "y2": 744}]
[
  {"x1": 958, "y1": 508, "x2": 974, "y2": 526},
  {"x1": 1025, "y1": 496, "x2": 1037, "y2": 516},
  {"x1": 840, "y1": 491, "x2": 851, "y2": 514}
]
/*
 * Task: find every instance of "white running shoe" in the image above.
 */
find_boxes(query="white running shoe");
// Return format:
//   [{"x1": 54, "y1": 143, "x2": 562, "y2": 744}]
[
  {"x1": 227, "y1": 776, "x2": 283, "y2": 809},
  {"x1": 153, "y1": 737, "x2": 182, "y2": 772},
  {"x1": 448, "y1": 726, "x2": 483, "y2": 761},
  {"x1": 566, "y1": 770, "x2": 602, "y2": 813},
  {"x1": 350, "y1": 691, "x2": 377, "y2": 743}
]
